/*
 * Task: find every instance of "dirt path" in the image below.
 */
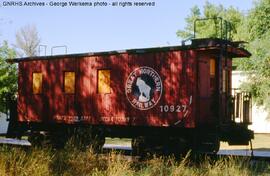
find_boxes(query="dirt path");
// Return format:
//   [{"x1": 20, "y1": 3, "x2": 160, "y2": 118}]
[{"x1": 220, "y1": 133, "x2": 270, "y2": 151}]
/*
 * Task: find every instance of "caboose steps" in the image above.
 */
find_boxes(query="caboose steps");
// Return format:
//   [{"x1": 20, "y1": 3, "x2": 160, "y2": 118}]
[{"x1": 220, "y1": 123, "x2": 254, "y2": 145}]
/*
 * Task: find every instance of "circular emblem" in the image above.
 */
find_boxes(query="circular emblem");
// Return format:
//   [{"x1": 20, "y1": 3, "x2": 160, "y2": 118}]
[{"x1": 125, "y1": 66, "x2": 162, "y2": 110}]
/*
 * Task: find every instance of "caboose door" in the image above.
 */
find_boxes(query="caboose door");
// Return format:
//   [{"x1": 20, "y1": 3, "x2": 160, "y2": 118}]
[{"x1": 198, "y1": 57, "x2": 218, "y2": 125}]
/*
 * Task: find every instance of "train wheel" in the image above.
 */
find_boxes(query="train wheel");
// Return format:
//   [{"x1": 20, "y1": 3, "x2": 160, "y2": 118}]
[
  {"x1": 194, "y1": 133, "x2": 220, "y2": 153},
  {"x1": 28, "y1": 132, "x2": 46, "y2": 147},
  {"x1": 165, "y1": 137, "x2": 191, "y2": 156},
  {"x1": 91, "y1": 135, "x2": 105, "y2": 152},
  {"x1": 131, "y1": 137, "x2": 147, "y2": 156},
  {"x1": 67, "y1": 127, "x2": 105, "y2": 152},
  {"x1": 44, "y1": 129, "x2": 69, "y2": 149},
  {"x1": 132, "y1": 137, "x2": 191, "y2": 157}
]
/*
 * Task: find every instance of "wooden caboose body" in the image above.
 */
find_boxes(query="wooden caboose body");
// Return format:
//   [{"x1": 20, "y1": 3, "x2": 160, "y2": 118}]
[{"x1": 10, "y1": 38, "x2": 253, "y2": 152}]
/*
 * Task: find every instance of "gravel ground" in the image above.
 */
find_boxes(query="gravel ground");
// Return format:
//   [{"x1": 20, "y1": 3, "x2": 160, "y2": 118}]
[
  {"x1": 106, "y1": 134, "x2": 270, "y2": 151},
  {"x1": 220, "y1": 133, "x2": 270, "y2": 151}
]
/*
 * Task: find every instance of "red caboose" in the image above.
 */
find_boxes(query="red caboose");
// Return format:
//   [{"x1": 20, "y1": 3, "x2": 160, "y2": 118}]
[{"x1": 8, "y1": 37, "x2": 253, "y2": 153}]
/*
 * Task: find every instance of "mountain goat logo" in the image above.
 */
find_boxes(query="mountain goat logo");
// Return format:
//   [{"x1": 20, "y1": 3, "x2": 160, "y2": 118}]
[{"x1": 125, "y1": 66, "x2": 162, "y2": 110}]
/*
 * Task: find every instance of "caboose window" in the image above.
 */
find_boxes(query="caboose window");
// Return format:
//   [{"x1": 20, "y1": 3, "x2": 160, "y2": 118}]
[
  {"x1": 64, "y1": 72, "x2": 75, "y2": 94},
  {"x1": 33, "y1": 73, "x2": 43, "y2": 94},
  {"x1": 210, "y1": 58, "x2": 216, "y2": 89},
  {"x1": 222, "y1": 69, "x2": 227, "y2": 93},
  {"x1": 98, "y1": 70, "x2": 111, "y2": 94},
  {"x1": 210, "y1": 59, "x2": 216, "y2": 76}
]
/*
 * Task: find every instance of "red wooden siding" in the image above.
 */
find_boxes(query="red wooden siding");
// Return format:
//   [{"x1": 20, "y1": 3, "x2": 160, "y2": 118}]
[{"x1": 17, "y1": 50, "x2": 198, "y2": 128}]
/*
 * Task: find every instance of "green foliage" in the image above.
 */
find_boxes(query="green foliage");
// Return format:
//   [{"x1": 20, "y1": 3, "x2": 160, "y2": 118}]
[
  {"x1": 176, "y1": 1, "x2": 244, "y2": 40},
  {"x1": 239, "y1": 32, "x2": 270, "y2": 111},
  {"x1": 0, "y1": 41, "x2": 17, "y2": 112},
  {"x1": 238, "y1": 0, "x2": 270, "y2": 112},
  {"x1": 248, "y1": 0, "x2": 270, "y2": 41},
  {"x1": 176, "y1": 5, "x2": 201, "y2": 39}
]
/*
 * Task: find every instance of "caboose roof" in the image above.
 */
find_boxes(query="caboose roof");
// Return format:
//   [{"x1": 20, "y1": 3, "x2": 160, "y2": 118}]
[{"x1": 9, "y1": 38, "x2": 251, "y2": 63}]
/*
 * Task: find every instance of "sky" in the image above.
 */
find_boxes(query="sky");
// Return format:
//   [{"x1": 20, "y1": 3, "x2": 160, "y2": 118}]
[{"x1": 0, "y1": 0, "x2": 254, "y2": 55}]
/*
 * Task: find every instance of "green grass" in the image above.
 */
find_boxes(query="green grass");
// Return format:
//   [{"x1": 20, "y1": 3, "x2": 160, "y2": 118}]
[{"x1": 0, "y1": 144, "x2": 270, "y2": 176}]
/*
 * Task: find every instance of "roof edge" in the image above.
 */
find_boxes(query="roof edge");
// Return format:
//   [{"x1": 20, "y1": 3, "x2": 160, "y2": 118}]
[{"x1": 8, "y1": 38, "x2": 251, "y2": 63}]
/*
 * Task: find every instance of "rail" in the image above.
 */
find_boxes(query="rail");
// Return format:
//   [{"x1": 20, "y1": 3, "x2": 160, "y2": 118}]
[
  {"x1": 38, "y1": 45, "x2": 47, "y2": 56},
  {"x1": 230, "y1": 89, "x2": 252, "y2": 124},
  {"x1": 51, "y1": 45, "x2": 67, "y2": 55}
]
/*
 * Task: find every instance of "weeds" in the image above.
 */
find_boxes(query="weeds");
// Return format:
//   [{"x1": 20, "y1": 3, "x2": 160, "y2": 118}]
[
  {"x1": 0, "y1": 144, "x2": 269, "y2": 176},
  {"x1": 0, "y1": 146, "x2": 51, "y2": 176}
]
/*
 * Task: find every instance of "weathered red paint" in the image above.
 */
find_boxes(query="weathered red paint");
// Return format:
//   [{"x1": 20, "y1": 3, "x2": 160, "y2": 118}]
[{"x1": 16, "y1": 39, "x2": 250, "y2": 130}]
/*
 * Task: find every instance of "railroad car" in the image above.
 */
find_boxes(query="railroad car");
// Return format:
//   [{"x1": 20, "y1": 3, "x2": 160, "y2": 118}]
[{"x1": 6, "y1": 20, "x2": 254, "y2": 153}]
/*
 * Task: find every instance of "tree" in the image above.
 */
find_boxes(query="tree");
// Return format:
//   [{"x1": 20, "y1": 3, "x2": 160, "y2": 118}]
[
  {"x1": 238, "y1": 0, "x2": 270, "y2": 113},
  {"x1": 0, "y1": 41, "x2": 17, "y2": 112},
  {"x1": 240, "y1": 33, "x2": 270, "y2": 108},
  {"x1": 247, "y1": 0, "x2": 270, "y2": 41},
  {"x1": 176, "y1": 1, "x2": 244, "y2": 41},
  {"x1": 176, "y1": 5, "x2": 201, "y2": 39},
  {"x1": 15, "y1": 24, "x2": 41, "y2": 57}
]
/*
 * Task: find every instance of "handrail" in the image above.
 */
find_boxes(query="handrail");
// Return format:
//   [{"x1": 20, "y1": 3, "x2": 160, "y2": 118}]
[
  {"x1": 193, "y1": 17, "x2": 232, "y2": 40},
  {"x1": 38, "y1": 45, "x2": 47, "y2": 56},
  {"x1": 230, "y1": 89, "x2": 252, "y2": 124},
  {"x1": 51, "y1": 45, "x2": 67, "y2": 55}
]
